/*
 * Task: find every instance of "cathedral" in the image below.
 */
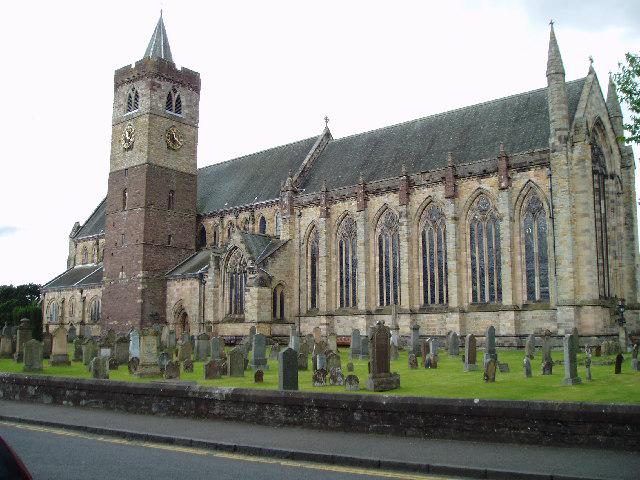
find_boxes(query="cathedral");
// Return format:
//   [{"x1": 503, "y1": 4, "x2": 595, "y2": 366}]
[{"x1": 41, "y1": 15, "x2": 640, "y2": 341}]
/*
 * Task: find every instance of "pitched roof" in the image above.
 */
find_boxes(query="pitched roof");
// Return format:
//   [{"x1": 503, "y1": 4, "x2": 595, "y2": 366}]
[
  {"x1": 299, "y1": 78, "x2": 587, "y2": 192},
  {"x1": 239, "y1": 232, "x2": 287, "y2": 263},
  {"x1": 166, "y1": 250, "x2": 210, "y2": 278},
  {"x1": 197, "y1": 136, "x2": 318, "y2": 213},
  {"x1": 43, "y1": 265, "x2": 103, "y2": 290},
  {"x1": 73, "y1": 199, "x2": 106, "y2": 239},
  {"x1": 144, "y1": 13, "x2": 173, "y2": 62}
]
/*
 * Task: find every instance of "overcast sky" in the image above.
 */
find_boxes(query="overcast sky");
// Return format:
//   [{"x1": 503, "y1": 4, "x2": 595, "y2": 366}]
[{"x1": 0, "y1": 0, "x2": 638, "y2": 287}]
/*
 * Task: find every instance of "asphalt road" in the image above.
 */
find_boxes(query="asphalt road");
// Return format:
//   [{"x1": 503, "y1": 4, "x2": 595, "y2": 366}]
[{"x1": 0, "y1": 422, "x2": 456, "y2": 480}]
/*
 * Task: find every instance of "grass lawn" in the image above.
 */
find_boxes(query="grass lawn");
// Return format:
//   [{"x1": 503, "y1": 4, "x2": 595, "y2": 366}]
[{"x1": 1, "y1": 347, "x2": 639, "y2": 404}]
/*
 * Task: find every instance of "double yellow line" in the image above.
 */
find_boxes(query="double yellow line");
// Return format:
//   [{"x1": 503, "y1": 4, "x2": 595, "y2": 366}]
[{"x1": 0, "y1": 421, "x2": 452, "y2": 479}]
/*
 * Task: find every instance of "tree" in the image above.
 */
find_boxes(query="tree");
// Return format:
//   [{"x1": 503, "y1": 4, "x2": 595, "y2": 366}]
[
  {"x1": 0, "y1": 284, "x2": 42, "y2": 337},
  {"x1": 613, "y1": 53, "x2": 640, "y2": 144}
]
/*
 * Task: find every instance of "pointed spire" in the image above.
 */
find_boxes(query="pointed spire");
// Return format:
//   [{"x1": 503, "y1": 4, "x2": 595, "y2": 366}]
[
  {"x1": 546, "y1": 22, "x2": 565, "y2": 77},
  {"x1": 606, "y1": 74, "x2": 623, "y2": 119},
  {"x1": 144, "y1": 11, "x2": 173, "y2": 62}
]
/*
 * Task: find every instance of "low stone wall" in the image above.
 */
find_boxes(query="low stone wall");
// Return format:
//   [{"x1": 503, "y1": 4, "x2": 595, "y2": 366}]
[{"x1": 1, "y1": 374, "x2": 639, "y2": 450}]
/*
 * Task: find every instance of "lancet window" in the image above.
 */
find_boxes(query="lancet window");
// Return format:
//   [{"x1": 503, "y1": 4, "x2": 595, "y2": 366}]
[
  {"x1": 469, "y1": 195, "x2": 502, "y2": 303},
  {"x1": 227, "y1": 250, "x2": 247, "y2": 315},
  {"x1": 337, "y1": 216, "x2": 358, "y2": 308},
  {"x1": 592, "y1": 138, "x2": 610, "y2": 298},
  {"x1": 165, "y1": 86, "x2": 182, "y2": 115},
  {"x1": 421, "y1": 205, "x2": 448, "y2": 305},
  {"x1": 377, "y1": 210, "x2": 400, "y2": 307},
  {"x1": 307, "y1": 227, "x2": 319, "y2": 310},
  {"x1": 522, "y1": 193, "x2": 550, "y2": 302}
]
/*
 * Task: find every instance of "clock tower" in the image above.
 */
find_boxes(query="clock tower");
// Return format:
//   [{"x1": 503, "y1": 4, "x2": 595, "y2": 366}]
[{"x1": 102, "y1": 13, "x2": 200, "y2": 332}]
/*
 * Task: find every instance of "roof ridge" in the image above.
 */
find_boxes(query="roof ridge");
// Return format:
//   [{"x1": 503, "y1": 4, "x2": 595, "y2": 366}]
[
  {"x1": 74, "y1": 197, "x2": 107, "y2": 239},
  {"x1": 329, "y1": 77, "x2": 587, "y2": 144},
  {"x1": 198, "y1": 136, "x2": 318, "y2": 172}
]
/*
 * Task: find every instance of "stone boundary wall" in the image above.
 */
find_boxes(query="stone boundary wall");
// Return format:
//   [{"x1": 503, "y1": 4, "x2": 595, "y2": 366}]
[{"x1": 1, "y1": 374, "x2": 639, "y2": 450}]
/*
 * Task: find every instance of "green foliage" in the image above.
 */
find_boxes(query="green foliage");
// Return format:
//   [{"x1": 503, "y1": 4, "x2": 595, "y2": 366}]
[
  {"x1": 613, "y1": 52, "x2": 640, "y2": 144},
  {"x1": 12, "y1": 305, "x2": 43, "y2": 340},
  {"x1": 0, "y1": 284, "x2": 42, "y2": 338}
]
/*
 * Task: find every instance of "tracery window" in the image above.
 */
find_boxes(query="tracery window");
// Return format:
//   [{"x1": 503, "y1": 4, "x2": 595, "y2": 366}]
[
  {"x1": 126, "y1": 87, "x2": 140, "y2": 113},
  {"x1": 469, "y1": 194, "x2": 502, "y2": 303},
  {"x1": 421, "y1": 205, "x2": 448, "y2": 305},
  {"x1": 165, "y1": 86, "x2": 182, "y2": 115},
  {"x1": 275, "y1": 212, "x2": 282, "y2": 237},
  {"x1": 592, "y1": 137, "x2": 610, "y2": 298},
  {"x1": 89, "y1": 298, "x2": 101, "y2": 323},
  {"x1": 337, "y1": 216, "x2": 358, "y2": 308},
  {"x1": 272, "y1": 284, "x2": 285, "y2": 320},
  {"x1": 48, "y1": 301, "x2": 59, "y2": 323},
  {"x1": 307, "y1": 227, "x2": 319, "y2": 310},
  {"x1": 258, "y1": 216, "x2": 267, "y2": 235},
  {"x1": 198, "y1": 225, "x2": 207, "y2": 248},
  {"x1": 377, "y1": 210, "x2": 400, "y2": 307},
  {"x1": 227, "y1": 250, "x2": 247, "y2": 315},
  {"x1": 522, "y1": 193, "x2": 550, "y2": 302}
]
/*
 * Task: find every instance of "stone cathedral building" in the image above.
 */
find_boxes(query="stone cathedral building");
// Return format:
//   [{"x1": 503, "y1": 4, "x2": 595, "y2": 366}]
[{"x1": 42, "y1": 15, "x2": 639, "y2": 340}]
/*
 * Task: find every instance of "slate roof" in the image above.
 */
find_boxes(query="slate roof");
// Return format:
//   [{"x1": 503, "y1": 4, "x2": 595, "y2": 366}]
[
  {"x1": 74, "y1": 198, "x2": 106, "y2": 239},
  {"x1": 144, "y1": 13, "x2": 173, "y2": 62},
  {"x1": 197, "y1": 136, "x2": 318, "y2": 213},
  {"x1": 300, "y1": 78, "x2": 587, "y2": 192},
  {"x1": 240, "y1": 233, "x2": 287, "y2": 264},
  {"x1": 166, "y1": 250, "x2": 210, "y2": 278},
  {"x1": 43, "y1": 264, "x2": 103, "y2": 291}
]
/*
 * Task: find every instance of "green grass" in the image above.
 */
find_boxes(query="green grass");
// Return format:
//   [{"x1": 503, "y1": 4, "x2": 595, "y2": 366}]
[{"x1": 2, "y1": 347, "x2": 639, "y2": 404}]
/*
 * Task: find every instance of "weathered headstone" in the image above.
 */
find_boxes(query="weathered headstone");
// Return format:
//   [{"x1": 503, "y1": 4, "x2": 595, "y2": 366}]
[
  {"x1": 562, "y1": 330, "x2": 581, "y2": 385},
  {"x1": 228, "y1": 347, "x2": 245, "y2": 377},
  {"x1": 204, "y1": 359, "x2": 221, "y2": 379},
  {"x1": 345, "y1": 374, "x2": 360, "y2": 391},
  {"x1": 195, "y1": 333, "x2": 210, "y2": 361},
  {"x1": 614, "y1": 353, "x2": 623, "y2": 374},
  {"x1": 90, "y1": 355, "x2": 109, "y2": 379},
  {"x1": 177, "y1": 340, "x2": 193, "y2": 362},
  {"x1": 129, "y1": 329, "x2": 140, "y2": 360},
  {"x1": 326, "y1": 351, "x2": 341, "y2": 371},
  {"x1": 313, "y1": 326, "x2": 322, "y2": 344},
  {"x1": 420, "y1": 340, "x2": 430, "y2": 367},
  {"x1": 327, "y1": 333, "x2": 338, "y2": 353},
  {"x1": 498, "y1": 363, "x2": 509, "y2": 373},
  {"x1": 23, "y1": 339, "x2": 43, "y2": 373},
  {"x1": 315, "y1": 353, "x2": 327, "y2": 371},
  {"x1": 297, "y1": 352, "x2": 308, "y2": 370},
  {"x1": 167, "y1": 330, "x2": 177, "y2": 352},
  {"x1": 114, "y1": 335, "x2": 129, "y2": 365},
  {"x1": 250, "y1": 333, "x2": 268, "y2": 370},
  {"x1": 248, "y1": 326, "x2": 256, "y2": 351},
  {"x1": 390, "y1": 342, "x2": 399, "y2": 361},
  {"x1": 160, "y1": 325, "x2": 170, "y2": 350},
  {"x1": 360, "y1": 334, "x2": 370, "y2": 360},
  {"x1": 448, "y1": 332, "x2": 459, "y2": 356},
  {"x1": 523, "y1": 357, "x2": 532, "y2": 378},
  {"x1": 164, "y1": 360, "x2": 180, "y2": 379},
  {"x1": 483, "y1": 325, "x2": 497, "y2": 367},
  {"x1": 366, "y1": 321, "x2": 400, "y2": 391},
  {"x1": 541, "y1": 333, "x2": 553, "y2": 374},
  {"x1": 408, "y1": 353, "x2": 418, "y2": 369},
  {"x1": 0, "y1": 323, "x2": 13, "y2": 358},
  {"x1": 67, "y1": 324, "x2": 77, "y2": 343},
  {"x1": 42, "y1": 327, "x2": 52, "y2": 359},
  {"x1": 183, "y1": 358, "x2": 194, "y2": 373},
  {"x1": 484, "y1": 358, "x2": 497, "y2": 382},
  {"x1": 525, "y1": 334, "x2": 536, "y2": 359},
  {"x1": 254, "y1": 369, "x2": 264, "y2": 383},
  {"x1": 135, "y1": 329, "x2": 162, "y2": 377},
  {"x1": 464, "y1": 334, "x2": 478, "y2": 371},
  {"x1": 632, "y1": 344, "x2": 639, "y2": 372},
  {"x1": 158, "y1": 351, "x2": 170, "y2": 372},
  {"x1": 14, "y1": 319, "x2": 32, "y2": 363},
  {"x1": 269, "y1": 343, "x2": 281, "y2": 360},
  {"x1": 312, "y1": 368, "x2": 327, "y2": 386},
  {"x1": 329, "y1": 367, "x2": 344, "y2": 386},
  {"x1": 429, "y1": 337, "x2": 439, "y2": 357},
  {"x1": 542, "y1": 360, "x2": 553, "y2": 375},
  {"x1": 585, "y1": 347, "x2": 593, "y2": 381},
  {"x1": 288, "y1": 325, "x2": 300, "y2": 352},
  {"x1": 278, "y1": 347, "x2": 298, "y2": 390},
  {"x1": 350, "y1": 329, "x2": 362, "y2": 359},
  {"x1": 346, "y1": 361, "x2": 354, "y2": 372},
  {"x1": 50, "y1": 326, "x2": 70, "y2": 366},
  {"x1": 82, "y1": 338, "x2": 98, "y2": 367},
  {"x1": 73, "y1": 337, "x2": 83, "y2": 362},
  {"x1": 128, "y1": 357, "x2": 139, "y2": 374},
  {"x1": 210, "y1": 337, "x2": 223, "y2": 362},
  {"x1": 410, "y1": 324, "x2": 421, "y2": 356},
  {"x1": 108, "y1": 357, "x2": 118, "y2": 370}
]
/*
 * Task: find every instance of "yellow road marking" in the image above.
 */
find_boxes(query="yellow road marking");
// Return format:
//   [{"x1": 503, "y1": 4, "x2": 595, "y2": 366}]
[{"x1": 0, "y1": 421, "x2": 454, "y2": 479}]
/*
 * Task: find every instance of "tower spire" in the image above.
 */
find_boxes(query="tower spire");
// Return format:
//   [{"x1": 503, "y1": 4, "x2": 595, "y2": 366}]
[
  {"x1": 144, "y1": 12, "x2": 173, "y2": 62},
  {"x1": 606, "y1": 75, "x2": 623, "y2": 120},
  {"x1": 545, "y1": 22, "x2": 569, "y2": 149},
  {"x1": 546, "y1": 22, "x2": 565, "y2": 77}
]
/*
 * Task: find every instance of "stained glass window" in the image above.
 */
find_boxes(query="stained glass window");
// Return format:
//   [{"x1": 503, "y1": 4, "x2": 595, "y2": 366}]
[
  {"x1": 420, "y1": 205, "x2": 447, "y2": 305},
  {"x1": 308, "y1": 228, "x2": 319, "y2": 309},
  {"x1": 338, "y1": 217, "x2": 358, "y2": 308},
  {"x1": 591, "y1": 138, "x2": 610, "y2": 298},
  {"x1": 259, "y1": 216, "x2": 267, "y2": 234},
  {"x1": 469, "y1": 195, "x2": 502, "y2": 304},
  {"x1": 377, "y1": 210, "x2": 400, "y2": 306},
  {"x1": 272, "y1": 285, "x2": 285, "y2": 320},
  {"x1": 227, "y1": 250, "x2": 246, "y2": 315},
  {"x1": 90, "y1": 299, "x2": 101, "y2": 323}
]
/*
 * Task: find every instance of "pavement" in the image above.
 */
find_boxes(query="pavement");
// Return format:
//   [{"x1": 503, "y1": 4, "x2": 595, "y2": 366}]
[{"x1": 0, "y1": 399, "x2": 638, "y2": 480}]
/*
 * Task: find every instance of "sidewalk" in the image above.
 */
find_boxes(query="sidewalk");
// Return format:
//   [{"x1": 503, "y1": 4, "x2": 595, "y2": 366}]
[{"x1": 0, "y1": 399, "x2": 637, "y2": 480}]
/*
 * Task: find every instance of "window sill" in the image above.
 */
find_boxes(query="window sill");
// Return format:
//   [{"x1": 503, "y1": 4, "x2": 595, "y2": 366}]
[{"x1": 520, "y1": 302, "x2": 552, "y2": 311}]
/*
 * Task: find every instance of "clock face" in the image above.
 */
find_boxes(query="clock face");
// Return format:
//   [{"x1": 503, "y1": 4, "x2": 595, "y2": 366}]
[
  {"x1": 121, "y1": 123, "x2": 135, "y2": 150},
  {"x1": 165, "y1": 125, "x2": 184, "y2": 150}
]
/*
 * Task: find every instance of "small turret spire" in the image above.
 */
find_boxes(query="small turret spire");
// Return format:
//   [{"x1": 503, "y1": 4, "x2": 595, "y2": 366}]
[
  {"x1": 546, "y1": 22, "x2": 565, "y2": 78},
  {"x1": 606, "y1": 75, "x2": 623, "y2": 119},
  {"x1": 144, "y1": 12, "x2": 173, "y2": 62}
]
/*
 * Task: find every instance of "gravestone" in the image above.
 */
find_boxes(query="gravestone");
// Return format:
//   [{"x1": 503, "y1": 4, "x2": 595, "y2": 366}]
[
  {"x1": 114, "y1": 335, "x2": 129, "y2": 365},
  {"x1": 329, "y1": 367, "x2": 345, "y2": 386},
  {"x1": 448, "y1": 332, "x2": 459, "y2": 356},
  {"x1": 278, "y1": 347, "x2": 298, "y2": 390},
  {"x1": 183, "y1": 358, "x2": 194, "y2": 373},
  {"x1": 326, "y1": 351, "x2": 341, "y2": 371},
  {"x1": 562, "y1": 330, "x2": 581, "y2": 385},
  {"x1": 254, "y1": 369, "x2": 264, "y2": 383},
  {"x1": 228, "y1": 347, "x2": 245, "y2": 377},
  {"x1": 135, "y1": 329, "x2": 162, "y2": 377},
  {"x1": 160, "y1": 325, "x2": 170, "y2": 350},
  {"x1": 297, "y1": 352, "x2": 308, "y2": 370},
  {"x1": 315, "y1": 353, "x2": 327, "y2": 371},
  {"x1": 108, "y1": 357, "x2": 118, "y2": 370},
  {"x1": 429, "y1": 338, "x2": 439, "y2": 357},
  {"x1": 177, "y1": 340, "x2": 193, "y2": 362},
  {"x1": 614, "y1": 353, "x2": 623, "y2": 374},
  {"x1": 164, "y1": 360, "x2": 180, "y2": 379},
  {"x1": 73, "y1": 338, "x2": 83, "y2": 362},
  {"x1": 269, "y1": 343, "x2": 281, "y2": 361},
  {"x1": 408, "y1": 353, "x2": 418, "y2": 369},
  {"x1": 523, "y1": 357, "x2": 532, "y2": 378},
  {"x1": 158, "y1": 351, "x2": 170, "y2": 372},
  {"x1": 424, "y1": 355, "x2": 432, "y2": 368},
  {"x1": 498, "y1": 363, "x2": 509, "y2": 373},
  {"x1": 250, "y1": 333, "x2": 269, "y2": 370},
  {"x1": 420, "y1": 340, "x2": 430, "y2": 367},
  {"x1": 0, "y1": 323, "x2": 13, "y2": 358},
  {"x1": 103, "y1": 329, "x2": 117, "y2": 348},
  {"x1": 350, "y1": 329, "x2": 362, "y2": 359},
  {"x1": 50, "y1": 326, "x2": 70, "y2": 366},
  {"x1": 632, "y1": 344, "x2": 639, "y2": 372},
  {"x1": 82, "y1": 338, "x2": 98, "y2": 366},
  {"x1": 542, "y1": 360, "x2": 553, "y2": 375},
  {"x1": 167, "y1": 330, "x2": 177, "y2": 352},
  {"x1": 312, "y1": 340, "x2": 328, "y2": 369},
  {"x1": 464, "y1": 334, "x2": 478, "y2": 371},
  {"x1": 128, "y1": 357, "x2": 139, "y2": 374},
  {"x1": 90, "y1": 355, "x2": 109, "y2": 379},
  {"x1": 288, "y1": 325, "x2": 300, "y2": 352},
  {"x1": 360, "y1": 334, "x2": 370, "y2": 360},
  {"x1": 366, "y1": 321, "x2": 400, "y2": 391},
  {"x1": 23, "y1": 339, "x2": 43, "y2": 373},
  {"x1": 42, "y1": 327, "x2": 52, "y2": 359},
  {"x1": 410, "y1": 324, "x2": 421, "y2": 356},
  {"x1": 525, "y1": 334, "x2": 536, "y2": 359},
  {"x1": 129, "y1": 329, "x2": 140, "y2": 360},
  {"x1": 204, "y1": 359, "x2": 222, "y2": 379},
  {"x1": 541, "y1": 334, "x2": 553, "y2": 374},
  {"x1": 312, "y1": 368, "x2": 327, "y2": 387},
  {"x1": 327, "y1": 333, "x2": 338, "y2": 353},
  {"x1": 313, "y1": 326, "x2": 322, "y2": 344},
  {"x1": 484, "y1": 358, "x2": 497, "y2": 382},
  {"x1": 67, "y1": 324, "x2": 77, "y2": 343},
  {"x1": 585, "y1": 347, "x2": 593, "y2": 381},
  {"x1": 346, "y1": 362, "x2": 354, "y2": 372},
  {"x1": 195, "y1": 333, "x2": 210, "y2": 361},
  {"x1": 305, "y1": 334, "x2": 314, "y2": 353},
  {"x1": 248, "y1": 326, "x2": 256, "y2": 351},
  {"x1": 390, "y1": 342, "x2": 399, "y2": 361},
  {"x1": 14, "y1": 319, "x2": 32, "y2": 362},
  {"x1": 210, "y1": 337, "x2": 223, "y2": 362},
  {"x1": 483, "y1": 325, "x2": 497, "y2": 367},
  {"x1": 345, "y1": 374, "x2": 360, "y2": 391}
]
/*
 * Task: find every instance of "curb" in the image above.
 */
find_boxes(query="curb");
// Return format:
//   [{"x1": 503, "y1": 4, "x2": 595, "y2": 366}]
[{"x1": 0, "y1": 414, "x2": 604, "y2": 480}]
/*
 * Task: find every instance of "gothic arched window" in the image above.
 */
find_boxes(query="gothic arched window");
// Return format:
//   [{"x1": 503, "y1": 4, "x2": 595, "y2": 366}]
[
  {"x1": 307, "y1": 227, "x2": 319, "y2": 310},
  {"x1": 48, "y1": 301, "x2": 59, "y2": 324},
  {"x1": 592, "y1": 137, "x2": 610, "y2": 298},
  {"x1": 126, "y1": 87, "x2": 139, "y2": 113},
  {"x1": 259, "y1": 216, "x2": 267, "y2": 234},
  {"x1": 522, "y1": 193, "x2": 550, "y2": 302},
  {"x1": 227, "y1": 223, "x2": 234, "y2": 242},
  {"x1": 198, "y1": 225, "x2": 207, "y2": 248},
  {"x1": 377, "y1": 210, "x2": 400, "y2": 307},
  {"x1": 468, "y1": 194, "x2": 502, "y2": 304},
  {"x1": 166, "y1": 86, "x2": 182, "y2": 115},
  {"x1": 89, "y1": 298, "x2": 101, "y2": 323},
  {"x1": 227, "y1": 250, "x2": 247, "y2": 315},
  {"x1": 69, "y1": 297, "x2": 75, "y2": 317},
  {"x1": 421, "y1": 205, "x2": 448, "y2": 305},
  {"x1": 275, "y1": 212, "x2": 282, "y2": 237},
  {"x1": 272, "y1": 284, "x2": 285, "y2": 320},
  {"x1": 82, "y1": 247, "x2": 88, "y2": 264},
  {"x1": 337, "y1": 216, "x2": 358, "y2": 308},
  {"x1": 242, "y1": 218, "x2": 250, "y2": 232}
]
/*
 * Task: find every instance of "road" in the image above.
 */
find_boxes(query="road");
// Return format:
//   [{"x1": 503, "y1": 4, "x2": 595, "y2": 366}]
[{"x1": 0, "y1": 421, "x2": 456, "y2": 480}]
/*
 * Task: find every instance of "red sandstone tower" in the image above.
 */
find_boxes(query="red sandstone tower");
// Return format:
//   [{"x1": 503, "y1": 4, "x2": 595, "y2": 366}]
[{"x1": 102, "y1": 14, "x2": 200, "y2": 331}]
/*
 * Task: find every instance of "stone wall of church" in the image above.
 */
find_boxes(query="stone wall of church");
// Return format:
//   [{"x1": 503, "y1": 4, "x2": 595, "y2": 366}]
[
  {"x1": 166, "y1": 277, "x2": 202, "y2": 334},
  {"x1": 71, "y1": 237, "x2": 105, "y2": 267},
  {"x1": 42, "y1": 287, "x2": 102, "y2": 335}
]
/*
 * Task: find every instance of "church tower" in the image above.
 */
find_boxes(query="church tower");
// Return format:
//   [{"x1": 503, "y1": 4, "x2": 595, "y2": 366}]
[{"x1": 102, "y1": 13, "x2": 200, "y2": 332}]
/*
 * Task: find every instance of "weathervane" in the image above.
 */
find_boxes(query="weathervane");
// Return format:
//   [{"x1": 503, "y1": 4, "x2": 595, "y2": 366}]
[
  {"x1": 549, "y1": 19, "x2": 554, "y2": 26},
  {"x1": 324, "y1": 116, "x2": 329, "y2": 127}
]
